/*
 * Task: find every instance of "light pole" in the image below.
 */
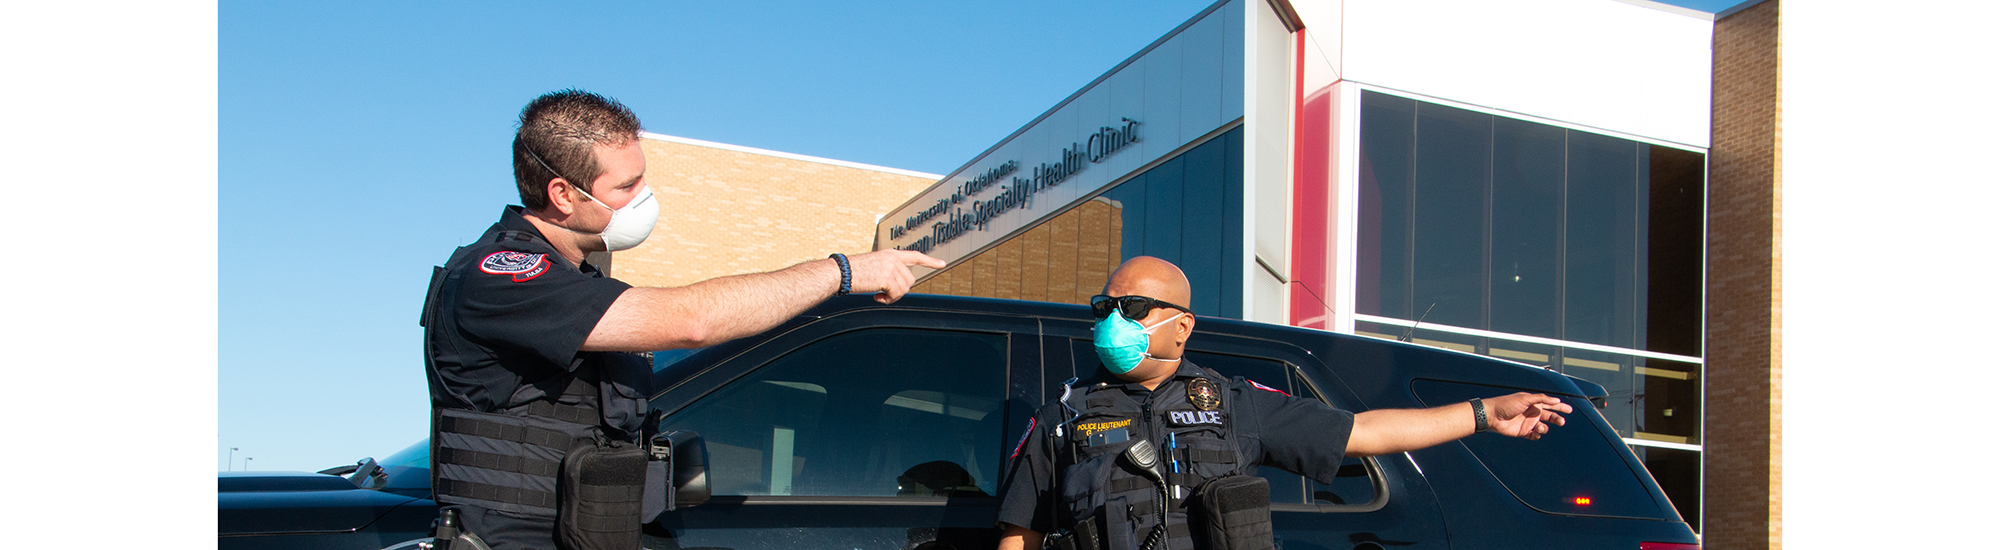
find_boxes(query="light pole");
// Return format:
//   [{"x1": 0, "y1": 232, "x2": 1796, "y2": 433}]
[
  {"x1": 228, "y1": 447, "x2": 238, "y2": 471},
  {"x1": 245, "y1": 457, "x2": 253, "y2": 471}
]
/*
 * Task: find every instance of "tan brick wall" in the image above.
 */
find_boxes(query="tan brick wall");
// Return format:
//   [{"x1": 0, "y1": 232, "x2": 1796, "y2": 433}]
[
  {"x1": 1705, "y1": 0, "x2": 1781, "y2": 547},
  {"x1": 913, "y1": 197, "x2": 1124, "y2": 305},
  {"x1": 608, "y1": 137, "x2": 938, "y2": 288}
]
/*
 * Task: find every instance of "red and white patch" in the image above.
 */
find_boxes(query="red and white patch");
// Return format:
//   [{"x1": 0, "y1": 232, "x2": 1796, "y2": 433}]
[
  {"x1": 1010, "y1": 418, "x2": 1037, "y2": 460},
  {"x1": 1248, "y1": 379, "x2": 1290, "y2": 396},
  {"x1": 479, "y1": 251, "x2": 550, "y2": 282}
]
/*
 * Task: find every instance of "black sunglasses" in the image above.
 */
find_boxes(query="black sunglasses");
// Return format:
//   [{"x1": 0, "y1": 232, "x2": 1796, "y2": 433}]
[{"x1": 1090, "y1": 294, "x2": 1192, "y2": 320}]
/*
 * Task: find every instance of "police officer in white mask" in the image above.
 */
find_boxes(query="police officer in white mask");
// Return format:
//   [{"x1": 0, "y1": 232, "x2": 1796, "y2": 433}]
[{"x1": 421, "y1": 89, "x2": 942, "y2": 550}]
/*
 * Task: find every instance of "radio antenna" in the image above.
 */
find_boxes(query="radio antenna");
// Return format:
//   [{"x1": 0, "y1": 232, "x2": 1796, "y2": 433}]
[{"x1": 1399, "y1": 303, "x2": 1436, "y2": 343}]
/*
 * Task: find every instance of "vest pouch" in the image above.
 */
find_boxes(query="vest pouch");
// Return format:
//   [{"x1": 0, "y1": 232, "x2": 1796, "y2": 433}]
[
  {"x1": 596, "y1": 352, "x2": 653, "y2": 437},
  {"x1": 1060, "y1": 443, "x2": 1129, "y2": 550},
  {"x1": 1190, "y1": 474, "x2": 1274, "y2": 550},
  {"x1": 557, "y1": 438, "x2": 647, "y2": 550}
]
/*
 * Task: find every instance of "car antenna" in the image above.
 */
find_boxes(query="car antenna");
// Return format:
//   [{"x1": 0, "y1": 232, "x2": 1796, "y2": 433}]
[{"x1": 1399, "y1": 303, "x2": 1436, "y2": 343}]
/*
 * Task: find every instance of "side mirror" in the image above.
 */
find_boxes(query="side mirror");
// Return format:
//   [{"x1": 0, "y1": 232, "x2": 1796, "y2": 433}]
[
  {"x1": 668, "y1": 430, "x2": 709, "y2": 508},
  {"x1": 346, "y1": 457, "x2": 385, "y2": 490},
  {"x1": 646, "y1": 430, "x2": 709, "y2": 512}
]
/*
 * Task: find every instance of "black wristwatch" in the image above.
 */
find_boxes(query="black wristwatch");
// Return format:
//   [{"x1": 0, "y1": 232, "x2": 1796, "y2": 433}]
[
  {"x1": 828, "y1": 253, "x2": 852, "y2": 296},
  {"x1": 1470, "y1": 398, "x2": 1491, "y2": 433}
]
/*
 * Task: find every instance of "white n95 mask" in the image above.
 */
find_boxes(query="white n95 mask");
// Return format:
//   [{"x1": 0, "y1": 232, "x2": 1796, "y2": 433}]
[{"x1": 572, "y1": 184, "x2": 659, "y2": 252}]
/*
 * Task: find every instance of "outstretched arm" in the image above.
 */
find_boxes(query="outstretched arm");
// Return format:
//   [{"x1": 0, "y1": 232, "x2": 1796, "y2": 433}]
[
  {"x1": 582, "y1": 249, "x2": 944, "y2": 351},
  {"x1": 1344, "y1": 392, "x2": 1572, "y2": 457}
]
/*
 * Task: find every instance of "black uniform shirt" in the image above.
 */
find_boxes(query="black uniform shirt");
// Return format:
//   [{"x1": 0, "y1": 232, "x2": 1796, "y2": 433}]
[
  {"x1": 994, "y1": 359, "x2": 1356, "y2": 533},
  {"x1": 424, "y1": 206, "x2": 633, "y2": 412}
]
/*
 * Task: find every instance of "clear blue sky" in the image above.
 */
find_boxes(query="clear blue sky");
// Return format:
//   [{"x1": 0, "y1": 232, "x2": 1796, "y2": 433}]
[{"x1": 219, "y1": 0, "x2": 1745, "y2": 472}]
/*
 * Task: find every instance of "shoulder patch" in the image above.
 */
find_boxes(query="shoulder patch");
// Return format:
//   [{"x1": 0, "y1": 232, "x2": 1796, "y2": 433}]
[
  {"x1": 1248, "y1": 379, "x2": 1290, "y2": 396},
  {"x1": 1010, "y1": 417, "x2": 1037, "y2": 460},
  {"x1": 479, "y1": 251, "x2": 550, "y2": 282}
]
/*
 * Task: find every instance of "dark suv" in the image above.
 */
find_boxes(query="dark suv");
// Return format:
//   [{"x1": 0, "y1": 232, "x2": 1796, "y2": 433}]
[{"x1": 219, "y1": 294, "x2": 1700, "y2": 550}]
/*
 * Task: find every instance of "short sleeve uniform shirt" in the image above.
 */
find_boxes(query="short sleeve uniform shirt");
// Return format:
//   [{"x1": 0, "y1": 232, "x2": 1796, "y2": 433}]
[{"x1": 424, "y1": 206, "x2": 633, "y2": 412}]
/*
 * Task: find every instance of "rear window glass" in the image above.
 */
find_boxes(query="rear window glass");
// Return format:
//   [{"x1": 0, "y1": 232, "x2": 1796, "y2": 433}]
[{"x1": 1411, "y1": 379, "x2": 1667, "y2": 519}]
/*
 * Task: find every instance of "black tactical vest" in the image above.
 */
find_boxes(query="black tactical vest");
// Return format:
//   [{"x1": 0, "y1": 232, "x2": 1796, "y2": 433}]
[
  {"x1": 420, "y1": 230, "x2": 652, "y2": 519},
  {"x1": 1053, "y1": 367, "x2": 1246, "y2": 550}
]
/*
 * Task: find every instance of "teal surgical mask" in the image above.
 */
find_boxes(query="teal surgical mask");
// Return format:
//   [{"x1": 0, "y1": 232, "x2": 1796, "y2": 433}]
[{"x1": 1093, "y1": 311, "x2": 1186, "y2": 374}]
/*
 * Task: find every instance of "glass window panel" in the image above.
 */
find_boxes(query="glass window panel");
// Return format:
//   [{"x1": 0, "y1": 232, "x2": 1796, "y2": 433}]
[
  {"x1": 1563, "y1": 131, "x2": 1641, "y2": 348},
  {"x1": 1220, "y1": 128, "x2": 1245, "y2": 319},
  {"x1": 1558, "y1": 348, "x2": 1634, "y2": 438},
  {"x1": 1351, "y1": 320, "x2": 1404, "y2": 343},
  {"x1": 1490, "y1": 117, "x2": 1565, "y2": 338},
  {"x1": 1405, "y1": 327, "x2": 1481, "y2": 356},
  {"x1": 660, "y1": 328, "x2": 1007, "y2": 497},
  {"x1": 1142, "y1": 156, "x2": 1186, "y2": 260},
  {"x1": 1630, "y1": 444, "x2": 1701, "y2": 533},
  {"x1": 1354, "y1": 93, "x2": 1704, "y2": 360},
  {"x1": 1635, "y1": 358, "x2": 1700, "y2": 444},
  {"x1": 1644, "y1": 145, "x2": 1706, "y2": 357},
  {"x1": 1411, "y1": 102, "x2": 1489, "y2": 330},
  {"x1": 1483, "y1": 339, "x2": 1556, "y2": 369},
  {"x1": 1356, "y1": 91, "x2": 1415, "y2": 320},
  {"x1": 1180, "y1": 138, "x2": 1228, "y2": 316},
  {"x1": 1086, "y1": 127, "x2": 1244, "y2": 318},
  {"x1": 1106, "y1": 172, "x2": 1149, "y2": 272}
]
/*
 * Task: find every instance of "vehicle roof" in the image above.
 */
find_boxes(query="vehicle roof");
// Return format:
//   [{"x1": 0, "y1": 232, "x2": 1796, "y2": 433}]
[{"x1": 762, "y1": 293, "x2": 1592, "y2": 401}]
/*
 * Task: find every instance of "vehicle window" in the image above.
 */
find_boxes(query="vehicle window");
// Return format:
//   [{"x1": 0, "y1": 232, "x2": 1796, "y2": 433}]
[
  {"x1": 650, "y1": 347, "x2": 705, "y2": 371},
  {"x1": 1411, "y1": 379, "x2": 1669, "y2": 519},
  {"x1": 1288, "y1": 372, "x2": 1377, "y2": 507},
  {"x1": 660, "y1": 328, "x2": 1007, "y2": 498}
]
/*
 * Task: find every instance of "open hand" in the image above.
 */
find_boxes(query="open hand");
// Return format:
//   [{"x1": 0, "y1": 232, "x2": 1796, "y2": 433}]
[
  {"x1": 1485, "y1": 393, "x2": 1573, "y2": 440},
  {"x1": 845, "y1": 250, "x2": 946, "y2": 303}
]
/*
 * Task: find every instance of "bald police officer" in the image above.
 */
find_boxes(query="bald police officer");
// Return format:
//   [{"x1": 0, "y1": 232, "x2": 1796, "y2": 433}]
[
  {"x1": 995, "y1": 256, "x2": 1571, "y2": 550},
  {"x1": 421, "y1": 90, "x2": 942, "y2": 550}
]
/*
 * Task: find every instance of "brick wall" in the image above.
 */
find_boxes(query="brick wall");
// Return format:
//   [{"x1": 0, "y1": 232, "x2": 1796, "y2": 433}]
[
  {"x1": 1704, "y1": 0, "x2": 1781, "y2": 547},
  {"x1": 914, "y1": 197, "x2": 1124, "y2": 305},
  {"x1": 608, "y1": 137, "x2": 938, "y2": 288}
]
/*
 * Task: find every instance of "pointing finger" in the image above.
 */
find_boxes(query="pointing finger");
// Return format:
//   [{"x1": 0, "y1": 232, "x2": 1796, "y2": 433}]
[{"x1": 904, "y1": 251, "x2": 946, "y2": 269}]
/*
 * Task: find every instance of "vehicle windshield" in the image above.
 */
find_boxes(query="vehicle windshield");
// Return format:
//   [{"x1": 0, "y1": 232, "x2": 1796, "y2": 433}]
[{"x1": 377, "y1": 440, "x2": 433, "y2": 498}]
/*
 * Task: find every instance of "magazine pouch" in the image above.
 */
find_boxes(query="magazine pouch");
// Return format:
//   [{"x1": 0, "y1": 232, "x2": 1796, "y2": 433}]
[
  {"x1": 557, "y1": 437, "x2": 647, "y2": 550},
  {"x1": 1191, "y1": 474, "x2": 1274, "y2": 550}
]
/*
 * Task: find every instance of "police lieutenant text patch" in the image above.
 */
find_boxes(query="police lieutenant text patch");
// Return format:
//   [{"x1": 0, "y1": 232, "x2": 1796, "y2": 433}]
[
  {"x1": 479, "y1": 251, "x2": 550, "y2": 282},
  {"x1": 1166, "y1": 410, "x2": 1225, "y2": 427},
  {"x1": 1076, "y1": 418, "x2": 1133, "y2": 436}
]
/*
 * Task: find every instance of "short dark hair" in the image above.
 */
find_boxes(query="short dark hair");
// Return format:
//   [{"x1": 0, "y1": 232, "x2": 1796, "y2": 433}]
[{"x1": 512, "y1": 89, "x2": 642, "y2": 210}]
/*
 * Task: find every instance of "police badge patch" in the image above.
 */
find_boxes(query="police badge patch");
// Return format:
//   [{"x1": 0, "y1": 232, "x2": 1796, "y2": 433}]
[
  {"x1": 479, "y1": 251, "x2": 550, "y2": 282},
  {"x1": 1188, "y1": 378, "x2": 1221, "y2": 411}
]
